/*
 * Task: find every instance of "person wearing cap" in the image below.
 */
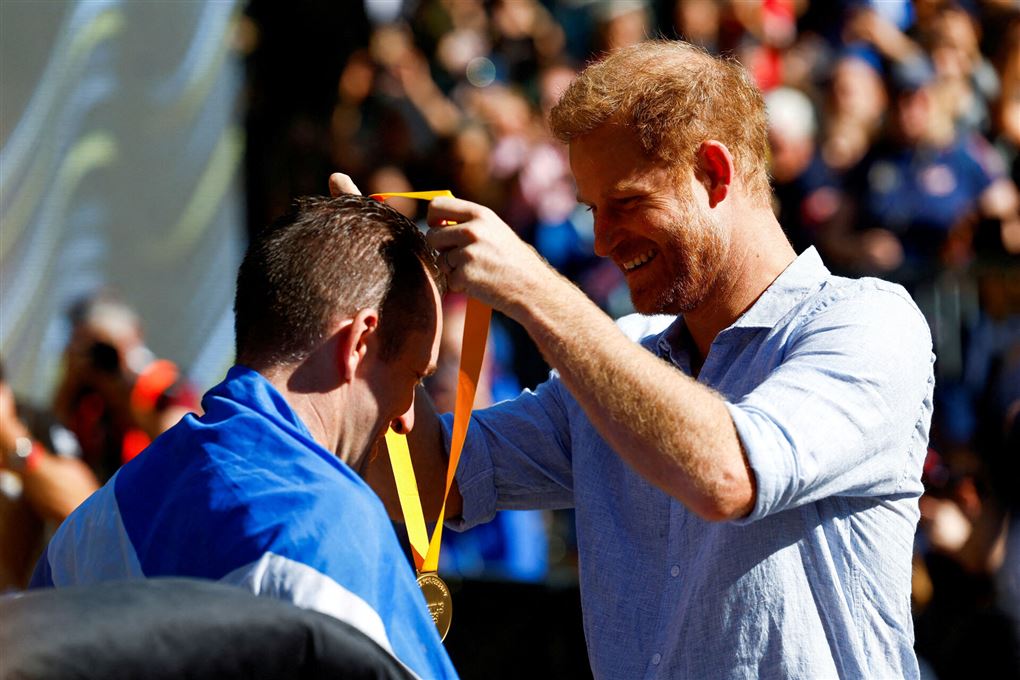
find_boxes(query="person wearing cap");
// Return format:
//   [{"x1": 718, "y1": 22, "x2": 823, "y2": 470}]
[
  {"x1": 51, "y1": 292, "x2": 201, "y2": 482},
  {"x1": 821, "y1": 54, "x2": 1020, "y2": 279},
  {"x1": 337, "y1": 39, "x2": 934, "y2": 678},
  {"x1": 31, "y1": 196, "x2": 457, "y2": 679}
]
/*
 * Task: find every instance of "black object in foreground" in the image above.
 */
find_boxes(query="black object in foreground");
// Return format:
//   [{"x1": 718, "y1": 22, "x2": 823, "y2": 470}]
[{"x1": 0, "y1": 578, "x2": 415, "y2": 680}]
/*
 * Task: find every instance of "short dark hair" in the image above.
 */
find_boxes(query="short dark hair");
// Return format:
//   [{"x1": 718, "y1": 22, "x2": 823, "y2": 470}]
[{"x1": 234, "y1": 195, "x2": 444, "y2": 368}]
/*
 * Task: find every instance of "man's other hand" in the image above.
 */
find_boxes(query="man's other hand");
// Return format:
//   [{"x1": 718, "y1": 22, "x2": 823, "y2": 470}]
[{"x1": 329, "y1": 173, "x2": 362, "y2": 197}]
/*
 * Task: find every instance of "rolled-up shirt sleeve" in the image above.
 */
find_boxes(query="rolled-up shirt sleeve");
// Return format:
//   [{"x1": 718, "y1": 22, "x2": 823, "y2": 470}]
[
  {"x1": 728, "y1": 284, "x2": 934, "y2": 524},
  {"x1": 446, "y1": 374, "x2": 576, "y2": 531}
]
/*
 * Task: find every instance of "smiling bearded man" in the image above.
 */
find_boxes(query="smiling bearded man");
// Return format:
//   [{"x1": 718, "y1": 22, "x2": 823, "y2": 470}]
[
  {"x1": 570, "y1": 122, "x2": 729, "y2": 315},
  {"x1": 333, "y1": 38, "x2": 934, "y2": 680}
]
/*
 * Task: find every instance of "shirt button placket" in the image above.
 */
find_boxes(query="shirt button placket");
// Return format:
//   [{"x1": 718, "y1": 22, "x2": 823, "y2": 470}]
[
  {"x1": 670, "y1": 565, "x2": 680, "y2": 577},
  {"x1": 651, "y1": 653, "x2": 662, "y2": 666}
]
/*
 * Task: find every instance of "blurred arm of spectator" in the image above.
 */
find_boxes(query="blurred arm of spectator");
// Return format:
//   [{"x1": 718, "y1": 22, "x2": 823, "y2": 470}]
[
  {"x1": 844, "y1": 7, "x2": 923, "y2": 64},
  {"x1": 939, "y1": 172, "x2": 1020, "y2": 267},
  {"x1": 816, "y1": 196, "x2": 905, "y2": 274},
  {"x1": 992, "y1": 22, "x2": 1020, "y2": 252},
  {"x1": 996, "y1": 38, "x2": 1020, "y2": 148},
  {"x1": 371, "y1": 25, "x2": 462, "y2": 138},
  {"x1": 957, "y1": 490, "x2": 1009, "y2": 575},
  {"x1": 978, "y1": 176, "x2": 1020, "y2": 253},
  {"x1": 919, "y1": 464, "x2": 1009, "y2": 577},
  {"x1": 395, "y1": 47, "x2": 462, "y2": 137},
  {"x1": 1, "y1": 376, "x2": 98, "y2": 523}
]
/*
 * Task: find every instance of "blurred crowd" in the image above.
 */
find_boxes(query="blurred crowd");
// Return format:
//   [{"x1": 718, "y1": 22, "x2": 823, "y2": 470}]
[
  {"x1": 1, "y1": 292, "x2": 201, "y2": 588},
  {"x1": 2, "y1": 1, "x2": 1018, "y2": 677}
]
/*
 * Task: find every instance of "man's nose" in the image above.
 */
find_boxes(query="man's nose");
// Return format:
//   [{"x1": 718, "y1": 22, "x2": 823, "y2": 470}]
[{"x1": 390, "y1": 399, "x2": 415, "y2": 435}]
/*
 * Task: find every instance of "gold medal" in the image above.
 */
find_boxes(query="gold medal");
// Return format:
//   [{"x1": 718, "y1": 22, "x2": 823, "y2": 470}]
[{"x1": 416, "y1": 572, "x2": 452, "y2": 641}]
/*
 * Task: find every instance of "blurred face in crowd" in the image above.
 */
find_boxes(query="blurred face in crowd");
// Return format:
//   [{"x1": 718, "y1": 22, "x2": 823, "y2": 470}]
[
  {"x1": 831, "y1": 57, "x2": 886, "y2": 127},
  {"x1": 894, "y1": 87, "x2": 933, "y2": 145},
  {"x1": 674, "y1": 0, "x2": 720, "y2": 50},
  {"x1": 599, "y1": 6, "x2": 650, "y2": 52},
  {"x1": 539, "y1": 64, "x2": 577, "y2": 121},
  {"x1": 931, "y1": 9, "x2": 979, "y2": 79},
  {"x1": 769, "y1": 127, "x2": 814, "y2": 184},
  {"x1": 571, "y1": 124, "x2": 726, "y2": 315}
]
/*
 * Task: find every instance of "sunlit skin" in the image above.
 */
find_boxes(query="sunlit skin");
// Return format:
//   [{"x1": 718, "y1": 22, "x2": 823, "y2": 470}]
[
  {"x1": 571, "y1": 123, "x2": 729, "y2": 317},
  {"x1": 352, "y1": 303, "x2": 442, "y2": 473},
  {"x1": 566, "y1": 125, "x2": 793, "y2": 360}
]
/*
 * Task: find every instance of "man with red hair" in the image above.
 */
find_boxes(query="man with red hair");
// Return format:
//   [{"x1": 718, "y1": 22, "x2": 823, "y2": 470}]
[{"x1": 338, "y1": 39, "x2": 933, "y2": 680}]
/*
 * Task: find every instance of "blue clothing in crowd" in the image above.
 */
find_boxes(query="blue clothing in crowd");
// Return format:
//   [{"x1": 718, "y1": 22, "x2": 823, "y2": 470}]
[
  {"x1": 448, "y1": 248, "x2": 935, "y2": 679},
  {"x1": 32, "y1": 366, "x2": 457, "y2": 680},
  {"x1": 850, "y1": 135, "x2": 999, "y2": 274}
]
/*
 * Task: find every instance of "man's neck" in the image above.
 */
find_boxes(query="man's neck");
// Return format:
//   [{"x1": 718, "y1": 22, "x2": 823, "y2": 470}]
[
  {"x1": 258, "y1": 364, "x2": 344, "y2": 461},
  {"x1": 684, "y1": 211, "x2": 796, "y2": 359}
]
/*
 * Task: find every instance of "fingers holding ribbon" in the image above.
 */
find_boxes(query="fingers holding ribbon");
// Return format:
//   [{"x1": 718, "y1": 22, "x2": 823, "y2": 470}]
[
  {"x1": 426, "y1": 196, "x2": 548, "y2": 313},
  {"x1": 441, "y1": 250, "x2": 457, "y2": 273},
  {"x1": 426, "y1": 197, "x2": 480, "y2": 290},
  {"x1": 366, "y1": 187, "x2": 552, "y2": 320},
  {"x1": 426, "y1": 195, "x2": 487, "y2": 228}
]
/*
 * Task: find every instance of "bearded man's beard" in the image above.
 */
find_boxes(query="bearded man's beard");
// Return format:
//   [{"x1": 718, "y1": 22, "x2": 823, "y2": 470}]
[{"x1": 632, "y1": 208, "x2": 727, "y2": 315}]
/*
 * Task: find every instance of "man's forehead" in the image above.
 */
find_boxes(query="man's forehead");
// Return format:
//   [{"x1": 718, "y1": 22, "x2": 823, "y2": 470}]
[
  {"x1": 576, "y1": 174, "x2": 660, "y2": 200},
  {"x1": 574, "y1": 161, "x2": 676, "y2": 205}
]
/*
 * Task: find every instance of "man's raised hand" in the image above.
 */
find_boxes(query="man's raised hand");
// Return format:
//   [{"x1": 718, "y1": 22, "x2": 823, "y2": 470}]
[{"x1": 425, "y1": 196, "x2": 554, "y2": 316}]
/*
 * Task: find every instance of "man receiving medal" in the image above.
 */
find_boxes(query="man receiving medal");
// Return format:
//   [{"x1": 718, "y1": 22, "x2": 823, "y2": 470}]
[{"x1": 31, "y1": 195, "x2": 459, "y2": 679}]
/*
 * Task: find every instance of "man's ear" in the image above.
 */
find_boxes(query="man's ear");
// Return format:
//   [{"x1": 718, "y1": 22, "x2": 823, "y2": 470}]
[
  {"x1": 696, "y1": 141, "x2": 734, "y2": 209},
  {"x1": 337, "y1": 308, "x2": 380, "y2": 383}
]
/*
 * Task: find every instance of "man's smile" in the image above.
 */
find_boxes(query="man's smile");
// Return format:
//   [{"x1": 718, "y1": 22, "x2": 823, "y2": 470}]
[{"x1": 621, "y1": 249, "x2": 658, "y2": 272}]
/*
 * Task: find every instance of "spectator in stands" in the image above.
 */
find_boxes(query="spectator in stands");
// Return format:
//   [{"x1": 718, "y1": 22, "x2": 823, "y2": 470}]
[
  {"x1": 820, "y1": 56, "x2": 1020, "y2": 281},
  {"x1": 927, "y1": 5, "x2": 999, "y2": 136},
  {"x1": 51, "y1": 292, "x2": 199, "y2": 482},
  {"x1": 766, "y1": 85, "x2": 840, "y2": 253},
  {"x1": 821, "y1": 47, "x2": 887, "y2": 173},
  {"x1": 0, "y1": 360, "x2": 97, "y2": 590}
]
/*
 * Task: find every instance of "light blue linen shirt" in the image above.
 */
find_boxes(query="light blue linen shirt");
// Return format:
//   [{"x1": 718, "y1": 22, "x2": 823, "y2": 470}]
[{"x1": 448, "y1": 248, "x2": 934, "y2": 679}]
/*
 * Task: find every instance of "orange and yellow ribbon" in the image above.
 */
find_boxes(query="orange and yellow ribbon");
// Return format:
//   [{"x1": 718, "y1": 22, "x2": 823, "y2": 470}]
[{"x1": 374, "y1": 190, "x2": 491, "y2": 574}]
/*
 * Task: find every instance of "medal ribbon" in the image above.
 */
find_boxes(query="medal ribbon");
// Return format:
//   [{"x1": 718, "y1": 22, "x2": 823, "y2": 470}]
[{"x1": 373, "y1": 190, "x2": 491, "y2": 574}]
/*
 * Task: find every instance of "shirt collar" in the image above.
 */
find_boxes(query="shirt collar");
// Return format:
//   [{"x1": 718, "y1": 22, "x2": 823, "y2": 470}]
[
  {"x1": 728, "y1": 246, "x2": 828, "y2": 329},
  {"x1": 204, "y1": 365, "x2": 315, "y2": 441},
  {"x1": 655, "y1": 247, "x2": 829, "y2": 357}
]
